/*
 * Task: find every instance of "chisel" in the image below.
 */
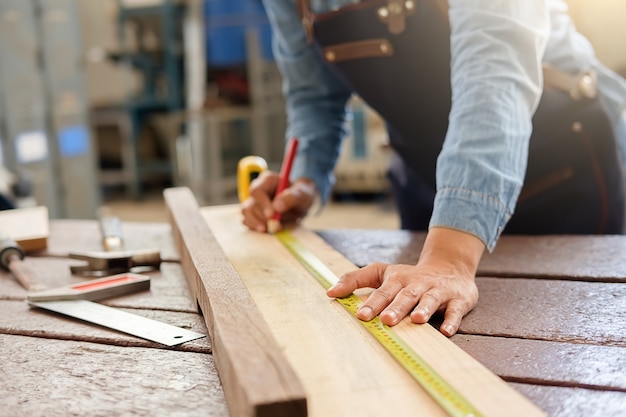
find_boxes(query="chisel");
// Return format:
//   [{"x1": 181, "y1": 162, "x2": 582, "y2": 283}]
[{"x1": 0, "y1": 235, "x2": 45, "y2": 291}]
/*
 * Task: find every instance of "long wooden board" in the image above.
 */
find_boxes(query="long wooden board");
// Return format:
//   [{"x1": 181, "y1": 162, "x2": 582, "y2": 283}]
[
  {"x1": 200, "y1": 202, "x2": 547, "y2": 417},
  {"x1": 164, "y1": 188, "x2": 307, "y2": 417}
]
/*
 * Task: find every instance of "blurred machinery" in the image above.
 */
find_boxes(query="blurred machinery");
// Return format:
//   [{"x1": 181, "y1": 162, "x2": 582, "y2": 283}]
[
  {"x1": 173, "y1": 0, "x2": 286, "y2": 204},
  {"x1": 108, "y1": 0, "x2": 186, "y2": 198},
  {"x1": 94, "y1": 0, "x2": 285, "y2": 203}
]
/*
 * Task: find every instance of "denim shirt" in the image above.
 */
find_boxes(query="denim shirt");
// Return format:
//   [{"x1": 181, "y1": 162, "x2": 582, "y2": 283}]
[{"x1": 262, "y1": 0, "x2": 626, "y2": 251}]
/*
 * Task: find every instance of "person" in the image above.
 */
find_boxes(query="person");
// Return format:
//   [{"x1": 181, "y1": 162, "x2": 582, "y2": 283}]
[{"x1": 241, "y1": 0, "x2": 626, "y2": 336}]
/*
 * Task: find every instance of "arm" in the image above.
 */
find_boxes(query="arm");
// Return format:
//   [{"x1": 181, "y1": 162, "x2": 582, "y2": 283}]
[
  {"x1": 330, "y1": 1, "x2": 550, "y2": 336},
  {"x1": 242, "y1": 0, "x2": 353, "y2": 232},
  {"x1": 263, "y1": 0, "x2": 353, "y2": 203}
]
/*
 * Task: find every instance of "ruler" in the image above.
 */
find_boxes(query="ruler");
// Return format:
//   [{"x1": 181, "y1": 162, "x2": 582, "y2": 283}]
[
  {"x1": 27, "y1": 273, "x2": 150, "y2": 302},
  {"x1": 276, "y1": 230, "x2": 483, "y2": 417},
  {"x1": 29, "y1": 299, "x2": 205, "y2": 346}
]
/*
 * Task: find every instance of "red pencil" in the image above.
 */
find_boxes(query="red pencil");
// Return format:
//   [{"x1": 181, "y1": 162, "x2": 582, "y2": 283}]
[{"x1": 268, "y1": 138, "x2": 299, "y2": 233}]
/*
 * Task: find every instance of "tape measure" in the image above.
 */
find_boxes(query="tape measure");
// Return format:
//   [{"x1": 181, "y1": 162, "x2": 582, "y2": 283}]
[
  {"x1": 238, "y1": 155, "x2": 482, "y2": 417},
  {"x1": 276, "y1": 230, "x2": 481, "y2": 417}
]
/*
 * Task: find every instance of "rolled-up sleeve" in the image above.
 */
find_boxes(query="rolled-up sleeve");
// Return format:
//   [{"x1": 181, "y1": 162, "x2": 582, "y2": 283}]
[
  {"x1": 262, "y1": 0, "x2": 353, "y2": 203},
  {"x1": 430, "y1": 0, "x2": 550, "y2": 251}
]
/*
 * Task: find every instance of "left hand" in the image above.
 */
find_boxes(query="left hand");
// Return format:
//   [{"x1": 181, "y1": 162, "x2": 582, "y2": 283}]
[{"x1": 326, "y1": 227, "x2": 485, "y2": 336}]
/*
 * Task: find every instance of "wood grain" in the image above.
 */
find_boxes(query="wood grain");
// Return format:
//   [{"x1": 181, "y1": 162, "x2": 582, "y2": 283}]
[
  {"x1": 0, "y1": 299, "x2": 211, "y2": 353},
  {"x1": 164, "y1": 187, "x2": 307, "y2": 417},
  {"x1": 0, "y1": 261, "x2": 198, "y2": 313},
  {"x1": 511, "y1": 383, "x2": 626, "y2": 417},
  {"x1": 318, "y1": 230, "x2": 626, "y2": 281},
  {"x1": 43, "y1": 220, "x2": 180, "y2": 261},
  {"x1": 462, "y1": 277, "x2": 626, "y2": 345},
  {"x1": 0, "y1": 334, "x2": 227, "y2": 417},
  {"x1": 452, "y1": 334, "x2": 626, "y2": 391},
  {"x1": 202, "y1": 203, "x2": 546, "y2": 417},
  {"x1": 0, "y1": 206, "x2": 48, "y2": 252}
]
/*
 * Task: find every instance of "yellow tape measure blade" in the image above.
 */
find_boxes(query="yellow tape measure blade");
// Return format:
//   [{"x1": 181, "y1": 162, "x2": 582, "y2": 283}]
[{"x1": 276, "y1": 230, "x2": 483, "y2": 417}]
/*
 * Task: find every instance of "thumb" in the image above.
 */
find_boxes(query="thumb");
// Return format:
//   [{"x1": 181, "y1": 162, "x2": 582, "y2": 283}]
[{"x1": 327, "y1": 263, "x2": 387, "y2": 298}]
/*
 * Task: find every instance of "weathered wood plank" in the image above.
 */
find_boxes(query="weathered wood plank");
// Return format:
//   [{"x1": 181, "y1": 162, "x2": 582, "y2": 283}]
[
  {"x1": 0, "y1": 300, "x2": 210, "y2": 353},
  {"x1": 511, "y1": 383, "x2": 626, "y2": 417},
  {"x1": 317, "y1": 230, "x2": 626, "y2": 281},
  {"x1": 0, "y1": 334, "x2": 227, "y2": 417},
  {"x1": 0, "y1": 261, "x2": 198, "y2": 313},
  {"x1": 316, "y1": 229, "x2": 424, "y2": 267},
  {"x1": 451, "y1": 334, "x2": 626, "y2": 391},
  {"x1": 203, "y1": 203, "x2": 546, "y2": 417},
  {"x1": 164, "y1": 188, "x2": 307, "y2": 417},
  {"x1": 460, "y1": 277, "x2": 626, "y2": 345},
  {"x1": 43, "y1": 220, "x2": 179, "y2": 261}
]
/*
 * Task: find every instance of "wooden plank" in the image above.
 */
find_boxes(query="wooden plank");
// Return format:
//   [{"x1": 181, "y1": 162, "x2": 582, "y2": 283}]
[
  {"x1": 0, "y1": 299, "x2": 211, "y2": 353},
  {"x1": 202, "y1": 203, "x2": 546, "y2": 417},
  {"x1": 0, "y1": 206, "x2": 48, "y2": 252},
  {"x1": 317, "y1": 229, "x2": 424, "y2": 267},
  {"x1": 0, "y1": 260, "x2": 198, "y2": 313},
  {"x1": 0, "y1": 333, "x2": 227, "y2": 417},
  {"x1": 43, "y1": 220, "x2": 179, "y2": 261},
  {"x1": 511, "y1": 383, "x2": 626, "y2": 417},
  {"x1": 451, "y1": 334, "x2": 626, "y2": 391},
  {"x1": 317, "y1": 230, "x2": 626, "y2": 281},
  {"x1": 164, "y1": 188, "x2": 307, "y2": 417},
  {"x1": 460, "y1": 277, "x2": 626, "y2": 345}
]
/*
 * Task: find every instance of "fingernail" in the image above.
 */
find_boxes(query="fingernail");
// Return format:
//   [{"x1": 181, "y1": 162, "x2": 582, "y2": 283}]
[
  {"x1": 357, "y1": 306, "x2": 373, "y2": 321},
  {"x1": 264, "y1": 209, "x2": 273, "y2": 218},
  {"x1": 442, "y1": 324, "x2": 454, "y2": 335},
  {"x1": 384, "y1": 310, "x2": 398, "y2": 324}
]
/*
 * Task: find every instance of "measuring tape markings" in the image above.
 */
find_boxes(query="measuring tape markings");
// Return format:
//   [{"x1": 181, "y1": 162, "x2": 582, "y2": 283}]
[{"x1": 276, "y1": 230, "x2": 482, "y2": 417}]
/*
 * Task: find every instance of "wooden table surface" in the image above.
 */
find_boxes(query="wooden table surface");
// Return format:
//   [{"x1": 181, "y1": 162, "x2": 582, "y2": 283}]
[{"x1": 1, "y1": 220, "x2": 625, "y2": 416}]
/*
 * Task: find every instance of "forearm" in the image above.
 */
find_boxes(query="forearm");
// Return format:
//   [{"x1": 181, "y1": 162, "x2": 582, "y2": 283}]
[{"x1": 433, "y1": 0, "x2": 550, "y2": 251}]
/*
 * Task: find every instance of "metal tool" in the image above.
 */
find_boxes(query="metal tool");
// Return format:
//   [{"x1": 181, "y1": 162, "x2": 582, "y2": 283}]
[
  {"x1": 69, "y1": 248, "x2": 161, "y2": 277},
  {"x1": 29, "y1": 299, "x2": 205, "y2": 346},
  {"x1": 0, "y1": 235, "x2": 45, "y2": 291},
  {"x1": 98, "y1": 210, "x2": 124, "y2": 252},
  {"x1": 276, "y1": 230, "x2": 482, "y2": 417},
  {"x1": 28, "y1": 273, "x2": 150, "y2": 302}
]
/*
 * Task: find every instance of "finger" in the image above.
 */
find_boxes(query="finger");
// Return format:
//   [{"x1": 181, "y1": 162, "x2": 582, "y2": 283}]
[
  {"x1": 379, "y1": 285, "x2": 426, "y2": 326},
  {"x1": 357, "y1": 279, "x2": 404, "y2": 321},
  {"x1": 326, "y1": 263, "x2": 388, "y2": 298},
  {"x1": 241, "y1": 198, "x2": 268, "y2": 233},
  {"x1": 439, "y1": 299, "x2": 468, "y2": 337},
  {"x1": 410, "y1": 289, "x2": 445, "y2": 324},
  {"x1": 274, "y1": 180, "x2": 316, "y2": 213},
  {"x1": 273, "y1": 187, "x2": 304, "y2": 216},
  {"x1": 249, "y1": 172, "x2": 280, "y2": 218}
]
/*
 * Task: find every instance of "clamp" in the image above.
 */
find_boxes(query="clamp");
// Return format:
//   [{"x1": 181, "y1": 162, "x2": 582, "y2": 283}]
[{"x1": 69, "y1": 248, "x2": 162, "y2": 277}]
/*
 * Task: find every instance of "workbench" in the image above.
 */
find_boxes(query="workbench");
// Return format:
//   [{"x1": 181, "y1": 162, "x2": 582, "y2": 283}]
[{"x1": 1, "y1": 219, "x2": 624, "y2": 416}]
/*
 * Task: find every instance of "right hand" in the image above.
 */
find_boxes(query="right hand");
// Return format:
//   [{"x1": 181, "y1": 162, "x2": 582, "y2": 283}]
[{"x1": 241, "y1": 171, "x2": 316, "y2": 233}]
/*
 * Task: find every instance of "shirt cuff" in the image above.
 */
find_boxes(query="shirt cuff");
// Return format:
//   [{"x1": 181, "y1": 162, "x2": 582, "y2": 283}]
[{"x1": 429, "y1": 187, "x2": 512, "y2": 252}]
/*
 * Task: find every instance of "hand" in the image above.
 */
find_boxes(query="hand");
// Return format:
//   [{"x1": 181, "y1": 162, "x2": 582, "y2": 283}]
[
  {"x1": 327, "y1": 228, "x2": 485, "y2": 336},
  {"x1": 241, "y1": 171, "x2": 316, "y2": 233}
]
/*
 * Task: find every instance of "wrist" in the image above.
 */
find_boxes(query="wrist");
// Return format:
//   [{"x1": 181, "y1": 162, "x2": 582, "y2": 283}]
[{"x1": 418, "y1": 227, "x2": 486, "y2": 276}]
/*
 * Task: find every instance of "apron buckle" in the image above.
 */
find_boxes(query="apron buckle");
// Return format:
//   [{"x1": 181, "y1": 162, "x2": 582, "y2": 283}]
[{"x1": 377, "y1": 0, "x2": 416, "y2": 34}]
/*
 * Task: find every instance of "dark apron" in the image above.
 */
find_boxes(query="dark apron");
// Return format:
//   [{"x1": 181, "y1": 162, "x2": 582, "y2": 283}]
[{"x1": 299, "y1": 0, "x2": 625, "y2": 235}]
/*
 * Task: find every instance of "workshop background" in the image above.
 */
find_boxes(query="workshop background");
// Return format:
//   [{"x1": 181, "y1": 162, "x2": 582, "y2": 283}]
[{"x1": 0, "y1": 0, "x2": 624, "y2": 228}]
